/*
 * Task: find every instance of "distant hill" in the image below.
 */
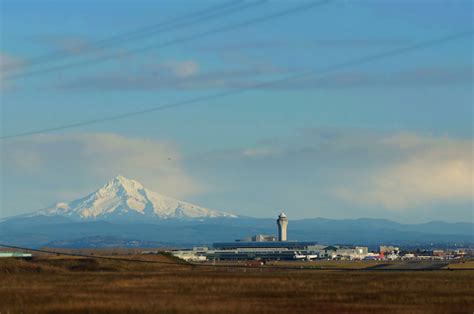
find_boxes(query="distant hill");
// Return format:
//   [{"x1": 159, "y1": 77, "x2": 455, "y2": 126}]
[
  {"x1": 45, "y1": 236, "x2": 171, "y2": 249},
  {"x1": 1, "y1": 215, "x2": 472, "y2": 248}
]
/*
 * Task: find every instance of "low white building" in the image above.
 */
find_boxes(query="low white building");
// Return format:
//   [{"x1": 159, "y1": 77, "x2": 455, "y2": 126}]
[
  {"x1": 380, "y1": 246, "x2": 400, "y2": 254},
  {"x1": 335, "y1": 246, "x2": 369, "y2": 260},
  {"x1": 306, "y1": 245, "x2": 369, "y2": 260},
  {"x1": 0, "y1": 252, "x2": 33, "y2": 259},
  {"x1": 171, "y1": 247, "x2": 208, "y2": 262}
]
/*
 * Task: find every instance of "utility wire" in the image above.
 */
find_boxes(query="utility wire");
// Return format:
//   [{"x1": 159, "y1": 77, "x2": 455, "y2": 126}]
[
  {"x1": 0, "y1": 0, "x2": 258, "y2": 72},
  {"x1": 4, "y1": 0, "x2": 330, "y2": 80},
  {"x1": 0, "y1": 243, "x2": 470, "y2": 271},
  {"x1": 0, "y1": 243, "x2": 312, "y2": 270},
  {"x1": 1, "y1": 30, "x2": 471, "y2": 140},
  {"x1": 0, "y1": 243, "x2": 188, "y2": 266}
]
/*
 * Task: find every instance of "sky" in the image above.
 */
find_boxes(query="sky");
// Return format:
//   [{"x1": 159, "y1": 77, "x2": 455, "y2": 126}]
[{"x1": 0, "y1": 0, "x2": 472, "y2": 223}]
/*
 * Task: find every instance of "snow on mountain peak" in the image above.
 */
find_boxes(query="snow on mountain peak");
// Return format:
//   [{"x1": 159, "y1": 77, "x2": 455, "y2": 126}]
[{"x1": 37, "y1": 175, "x2": 237, "y2": 220}]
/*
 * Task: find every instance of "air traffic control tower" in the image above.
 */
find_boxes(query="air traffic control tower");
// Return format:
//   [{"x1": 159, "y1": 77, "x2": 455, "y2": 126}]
[{"x1": 277, "y1": 212, "x2": 288, "y2": 241}]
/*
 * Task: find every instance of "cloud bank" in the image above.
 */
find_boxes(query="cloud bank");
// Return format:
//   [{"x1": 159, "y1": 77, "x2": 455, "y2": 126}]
[
  {"x1": 0, "y1": 52, "x2": 24, "y2": 91},
  {"x1": 188, "y1": 129, "x2": 473, "y2": 220},
  {"x1": 333, "y1": 133, "x2": 473, "y2": 210},
  {"x1": 2, "y1": 130, "x2": 472, "y2": 222},
  {"x1": 1, "y1": 133, "x2": 202, "y2": 216},
  {"x1": 57, "y1": 62, "x2": 472, "y2": 92}
]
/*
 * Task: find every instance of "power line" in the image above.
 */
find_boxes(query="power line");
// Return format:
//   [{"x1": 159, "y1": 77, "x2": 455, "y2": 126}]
[
  {"x1": 4, "y1": 0, "x2": 330, "y2": 80},
  {"x1": 1, "y1": 30, "x2": 471, "y2": 140},
  {"x1": 0, "y1": 243, "x2": 312, "y2": 270},
  {"x1": 0, "y1": 243, "x2": 470, "y2": 271},
  {"x1": 0, "y1": 243, "x2": 188, "y2": 266},
  {"x1": 0, "y1": 0, "x2": 260, "y2": 72}
]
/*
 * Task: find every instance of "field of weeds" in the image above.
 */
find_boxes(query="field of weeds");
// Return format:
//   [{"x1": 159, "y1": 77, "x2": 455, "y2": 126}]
[{"x1": 0, "y1": 254, "x2": 473, "y2": 313}]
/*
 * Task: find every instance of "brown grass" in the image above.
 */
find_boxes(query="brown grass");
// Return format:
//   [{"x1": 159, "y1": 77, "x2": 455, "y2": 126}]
[
  {"x1": 445, "y1": 260, "x2": 474, "y2": 269},
  {"x1": 0, "y1": 255, "x2": 473, "y2": 314}
]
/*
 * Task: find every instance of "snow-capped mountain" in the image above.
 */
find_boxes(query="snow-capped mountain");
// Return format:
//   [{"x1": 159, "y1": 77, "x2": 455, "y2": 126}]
[{"x1": 35, "y1": 175, "x2": 237, "y2": 221}]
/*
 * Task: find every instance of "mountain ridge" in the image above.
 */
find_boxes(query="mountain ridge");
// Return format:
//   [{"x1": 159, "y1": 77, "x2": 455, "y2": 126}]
[
  {"x1": 1, "y1": 216, "x2": 472, "y2": 248},
  {"x1": 2, "y1": 176, "x2": 472, "y2": 248},
  {"x1": 31, "y1": 175, "x2": 237, "y2": 221}
]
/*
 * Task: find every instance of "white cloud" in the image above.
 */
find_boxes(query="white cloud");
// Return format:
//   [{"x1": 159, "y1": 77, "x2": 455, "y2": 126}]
[
  {"x1": 0, "y1": 52, "x2": 24, "y2": 91},
  {"x1": 334, "y1": 134, "x2": 473, "y2": 210},
  {"x1": 242, "y1": 147, "x2": 281, "y2": 157},
  {"x1": 168, "y1": 60, "x2": 200, "y2": 78},
  {"x1": 2, "y1": 129, "x2": 472, "y2": 220},
  {"x1": 148, "y1": 60, "x2": 199, "y2": 78},
  {"x1": 30, "y1": 35, "x2": 91, "y2": 53},
  {"x1": 0, "y1": 52, "x2": 23, "y2": 70},
  {"x1": 193, "y1": 129, "x2": 473, "y2": 219},
  {"x1": 2, "y1": 133, "x2": 204, "y2": 214}
]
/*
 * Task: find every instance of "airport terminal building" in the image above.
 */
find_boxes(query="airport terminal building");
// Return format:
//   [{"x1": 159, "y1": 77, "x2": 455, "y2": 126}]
[
  {"x1": 209, "y1": 240, "x2": 319, "y2": 261},
  {"x1": 207, "y1": 212, "x2": 316, "y2": 260},
  {"x1": 171, "y1": 212, "x2": 369, "y2": 261}
]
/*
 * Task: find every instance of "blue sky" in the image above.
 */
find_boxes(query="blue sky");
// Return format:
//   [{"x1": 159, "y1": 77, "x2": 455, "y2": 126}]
[{"x1": 0, "y1": 0, "x2": 472, "y2": 222}]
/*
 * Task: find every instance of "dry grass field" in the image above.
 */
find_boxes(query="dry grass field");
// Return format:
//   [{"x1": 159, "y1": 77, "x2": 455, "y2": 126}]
[
  {"x1": 0, "y1": 253, "x2": 473, "y2": 314},
  {"x1": 444, "y1": 260, "x2": 474, "y2": 269}
]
